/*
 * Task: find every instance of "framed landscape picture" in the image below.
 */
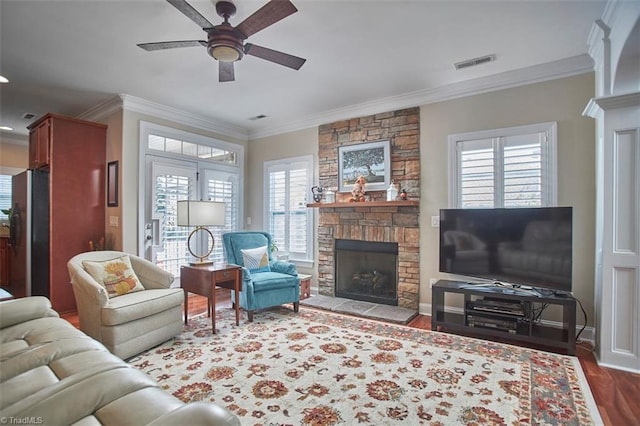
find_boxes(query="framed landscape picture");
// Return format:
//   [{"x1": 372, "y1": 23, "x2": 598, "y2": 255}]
[{"x1": 338, "y1": 140, "x2": 390, "y2": 192}]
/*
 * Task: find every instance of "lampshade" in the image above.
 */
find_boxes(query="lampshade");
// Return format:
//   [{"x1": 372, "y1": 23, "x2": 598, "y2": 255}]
[{"x1": 177, "y1": 200, "x2": 226, "y2": 227}]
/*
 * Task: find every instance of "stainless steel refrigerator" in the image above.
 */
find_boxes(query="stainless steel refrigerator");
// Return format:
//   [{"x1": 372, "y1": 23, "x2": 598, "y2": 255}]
[{"x1": 9, "y1": 169, "x2": 50, "y2": 298}]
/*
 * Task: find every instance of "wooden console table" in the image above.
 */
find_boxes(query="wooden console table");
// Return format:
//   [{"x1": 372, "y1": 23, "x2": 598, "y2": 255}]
[
  {"x1": 432, "y1": 279, "x2": 577, "y2": 355},
  {"x1": 180, "y1": 263, "x2": 242, "y2": 333}
]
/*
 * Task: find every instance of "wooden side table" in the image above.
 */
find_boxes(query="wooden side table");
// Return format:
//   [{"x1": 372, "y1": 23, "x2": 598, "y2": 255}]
[
  {"x1": 298, "y1": 274, "x2": 312, "y2": 300},
  {"x1": 180, "y1": 263, "x2": 242, "y2": 333}
]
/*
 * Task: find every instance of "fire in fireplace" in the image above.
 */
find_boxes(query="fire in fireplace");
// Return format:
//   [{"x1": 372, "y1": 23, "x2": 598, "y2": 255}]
[{"x1": 334, "y1": 239, "x2": 399, "y2": 306}]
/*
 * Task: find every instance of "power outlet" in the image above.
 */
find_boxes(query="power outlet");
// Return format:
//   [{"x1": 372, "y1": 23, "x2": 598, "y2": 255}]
[
  {"x1": 431, "y1": 216, "x2": 440, "y2": 227},
  {"x1": 429, "y1": 278, "x2": 437, "y2": 288},
  {"x1": 109, "y1": 216, "x2": 118, "y2": 227}
]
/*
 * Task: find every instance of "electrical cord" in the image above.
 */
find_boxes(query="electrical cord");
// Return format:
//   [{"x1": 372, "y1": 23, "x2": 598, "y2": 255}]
[{"x1": 571, "y1": 294, "x2": 588, "y2": 341}]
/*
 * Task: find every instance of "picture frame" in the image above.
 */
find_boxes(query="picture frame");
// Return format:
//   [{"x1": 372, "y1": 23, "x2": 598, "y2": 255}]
[
  {"x1": 107, "y1": 160, "x2": 119, "y2": 207},
  {"x1": 338, "y1": 140, "x2": 391, "y2": 192}
]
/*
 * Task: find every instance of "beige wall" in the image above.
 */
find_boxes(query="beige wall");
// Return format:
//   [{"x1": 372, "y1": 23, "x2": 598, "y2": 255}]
[
  {"x1": 0, "y1": 140, "x2": 28, "y2": 170},
  {"x1": 419, "y1": 73, "x2": 596, "y2": 323},
  {"x1": 103, "y1": 110, "x2": 123, "y2": 250}
]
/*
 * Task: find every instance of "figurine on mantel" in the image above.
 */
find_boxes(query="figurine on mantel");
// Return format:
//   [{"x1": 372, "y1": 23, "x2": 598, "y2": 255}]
[{"x1": 350, "y1": 175, "x2": 367, "y2": 202}]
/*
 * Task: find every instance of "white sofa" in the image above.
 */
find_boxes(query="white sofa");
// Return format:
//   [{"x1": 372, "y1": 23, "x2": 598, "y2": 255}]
[{"x1": 0, "y1": 296, "x2": 239, "y2": 425}]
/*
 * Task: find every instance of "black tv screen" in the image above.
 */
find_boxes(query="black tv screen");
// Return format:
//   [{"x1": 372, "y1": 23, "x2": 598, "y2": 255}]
[{"x1": 439, "y1": 207, "x2": 573, "y2": 293}]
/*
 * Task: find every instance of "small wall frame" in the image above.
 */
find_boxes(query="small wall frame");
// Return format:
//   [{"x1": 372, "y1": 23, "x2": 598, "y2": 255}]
[{"x1": 107, "y1": 160, "x2": 119, "y2": 207}]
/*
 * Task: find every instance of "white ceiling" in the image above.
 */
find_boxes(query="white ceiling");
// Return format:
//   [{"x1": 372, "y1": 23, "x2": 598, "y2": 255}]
[{"x1": 0, "y1": 0, "x2": 606, "y2": 142}]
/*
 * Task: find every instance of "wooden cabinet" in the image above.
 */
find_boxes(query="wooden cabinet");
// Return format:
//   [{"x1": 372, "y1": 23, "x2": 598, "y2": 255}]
[
  {"x1": 26, "y1": 113, "x2": 106, "y2": 313},
  {"x1": 29, "y1": 119, "x2": 51, "y2": 169},
  {"x1": 0, "y1": 237, "x2": 9, "y2": 287}
]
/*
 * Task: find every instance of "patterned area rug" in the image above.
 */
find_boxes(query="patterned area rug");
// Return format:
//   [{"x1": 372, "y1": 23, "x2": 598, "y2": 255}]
[{"x1": 129, "y1": 307, "x2": 602, "y2": 425}]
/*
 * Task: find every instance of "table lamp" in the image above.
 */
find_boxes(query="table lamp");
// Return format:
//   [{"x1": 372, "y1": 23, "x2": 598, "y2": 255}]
[{"x1": 177, "y1": 200, "x2": 226, "y2": 266}]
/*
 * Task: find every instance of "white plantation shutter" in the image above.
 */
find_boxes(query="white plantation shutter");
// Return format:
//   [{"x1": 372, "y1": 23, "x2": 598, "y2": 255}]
[
  {"x1": 153, "y1": 166, "x2": 195, "y2": 276},
  {"x1": 204, "y1": 170, "x2": 240, "y2": 263},
  {"x1": 503, "y1": 133, "x2": 545, "y2": 207},
  {"x1": 265, "y1": 156, "x2": 313, "y2": 261},
  {"x1": 451, "y1": 123, "x2": 556, "y2": 208},
  {"x1": 0, "y1": 175, "x2": 11, "y2": 220},
  {"x1": 458, "y1": 139, "x2": 495, "y2": 208}
]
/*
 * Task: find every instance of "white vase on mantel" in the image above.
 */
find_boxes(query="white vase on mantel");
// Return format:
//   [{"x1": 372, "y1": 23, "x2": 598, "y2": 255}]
[{"x1": 386, "y1": 181, "x2": 398, "y2": 201}]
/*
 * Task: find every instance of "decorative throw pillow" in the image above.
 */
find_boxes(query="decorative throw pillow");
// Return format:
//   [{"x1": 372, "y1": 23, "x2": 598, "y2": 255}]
[
  {"x1": 82, "y1": 255, "x2": 146, "y2": 298},
  {"x1": 241, "y1": 245, "x2": 271, "y2": 273}
]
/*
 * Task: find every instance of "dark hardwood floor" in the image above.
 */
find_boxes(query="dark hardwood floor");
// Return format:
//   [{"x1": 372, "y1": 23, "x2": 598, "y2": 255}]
[{"x1": 62, "y1": 290, "x2": 639, "y2": 425}]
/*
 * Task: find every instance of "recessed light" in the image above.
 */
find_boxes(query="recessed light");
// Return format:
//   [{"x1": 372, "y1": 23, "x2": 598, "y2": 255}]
[
  {"x1": 0, "y1": 125, "x2": 14, "y2": 131},
  {"x1": 0, "y1": 75, "x2": 8, "y2": 83}
]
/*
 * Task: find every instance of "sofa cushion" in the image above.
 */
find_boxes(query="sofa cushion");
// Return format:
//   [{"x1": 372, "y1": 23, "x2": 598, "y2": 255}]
[
  {"x1": 101, "y1": 288, "x2": 184, "y2": 327},
  {"x1": 241, "y1": 245, "x2": 271, "y2": 273},
  {"x1": 251, "y1": 271, "x2": 298, "y2": 292},
  {"x1": 83, "y1": 255, "x2": 146, "y2": 298}
]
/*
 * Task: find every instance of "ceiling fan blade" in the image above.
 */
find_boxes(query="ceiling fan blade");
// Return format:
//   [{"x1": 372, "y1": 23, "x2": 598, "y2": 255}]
[
  {"x1": 166, "y1": 0, "x2": 215, "y2": 29},
  {"x1": 235, "y1": 0, "x2": 298, "y2": 38},
  {"x1": 244, "y1": 43, "x2": 306, "y2": 70},
  {"x1": 137, "y1": 40, "x2": 207, "y2": 51},
  {"x1": 219, "y1": 61, "x2": 235, "y2": 82}
]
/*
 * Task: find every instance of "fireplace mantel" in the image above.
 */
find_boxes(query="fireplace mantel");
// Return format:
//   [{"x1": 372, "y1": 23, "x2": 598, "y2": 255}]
[{"x1": 307, "y1": 200, "x2": 418, "y2": 208}]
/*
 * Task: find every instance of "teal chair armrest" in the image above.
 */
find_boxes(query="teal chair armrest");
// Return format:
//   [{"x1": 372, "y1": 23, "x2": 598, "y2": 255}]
[
  {"x1": 269, "y1": 260, "x2": 298, "y2": 276},
  {"x1": 241, "y1": 267, "x2": 255, "y2": 291}
]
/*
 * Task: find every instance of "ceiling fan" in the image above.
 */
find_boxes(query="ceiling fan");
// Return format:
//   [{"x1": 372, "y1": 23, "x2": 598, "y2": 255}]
[{"x1": 138, "y1": 0, "x2": 306, "y2": 82}]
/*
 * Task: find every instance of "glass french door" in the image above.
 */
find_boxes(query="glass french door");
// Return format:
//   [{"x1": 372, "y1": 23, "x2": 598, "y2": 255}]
[
  {"x1": 144, "y1": 156, "x2": 241, "y2": 277},
  {"x1": 144, "y1": 157, "x2": 197, "y2": 278}
]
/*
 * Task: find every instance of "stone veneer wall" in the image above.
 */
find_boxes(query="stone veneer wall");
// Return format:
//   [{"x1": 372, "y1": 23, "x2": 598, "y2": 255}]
[{"x1": 316, "y1": 107, "x2": 420, "y2": 310}]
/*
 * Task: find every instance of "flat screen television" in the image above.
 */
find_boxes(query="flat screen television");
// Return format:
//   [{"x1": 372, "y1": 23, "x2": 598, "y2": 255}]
[{"x1": 439, "y1": 207, "x2": 573, "y2": 294}]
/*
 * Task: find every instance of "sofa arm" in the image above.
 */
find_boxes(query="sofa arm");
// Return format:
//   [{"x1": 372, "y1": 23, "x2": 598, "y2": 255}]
[
  {"x1": 130, "y1": 256, "x2": 175, "y2": 289},
  {"x1": 0, "y1": 297, "x2": 59, "y2": 329},
  {"x1": 147, "y1": 402, "x2": 240, "y2": 426},
  {"x1": 270, "y1": 260, "x2": 298, "y2": 276}
]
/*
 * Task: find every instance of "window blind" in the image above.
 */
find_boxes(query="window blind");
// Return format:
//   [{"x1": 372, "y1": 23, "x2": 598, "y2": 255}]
[{"x1": 456, "y1": 129, "x2": 549, "y2": 208}]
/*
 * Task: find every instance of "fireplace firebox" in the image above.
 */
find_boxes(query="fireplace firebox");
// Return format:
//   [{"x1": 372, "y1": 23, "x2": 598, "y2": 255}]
[{"x1": 335, "y1": 239, "x2": 398, "y2": 306}]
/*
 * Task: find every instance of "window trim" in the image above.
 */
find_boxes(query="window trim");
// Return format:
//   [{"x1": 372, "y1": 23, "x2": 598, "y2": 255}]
[
  {"x1": 263, "y1": 154, "x2": 314, "y2": 266},
  {"x1": 448, "y1": 122, "x2": 558, "y2": 208}
]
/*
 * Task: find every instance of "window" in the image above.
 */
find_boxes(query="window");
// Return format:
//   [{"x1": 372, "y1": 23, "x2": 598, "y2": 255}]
[
  {"x1": 264, "y1": 156, "x2": 313, "y2": 264},
  {"x1": 139, "y1": 121, "x2": 244, "y2": 271},
  {"x1": 449, "y1": 122, "x2": 557, "y2": 208},
  {"x1": 0, "y1": 175, "x2": 11, "y2": 220}
]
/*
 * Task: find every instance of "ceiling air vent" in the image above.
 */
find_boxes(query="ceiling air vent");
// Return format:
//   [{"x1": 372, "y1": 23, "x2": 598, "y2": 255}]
[
  {"x1": 22, "y1": 112, "x2": 37, "y2": 120},
  {"x1": 454, "y1": 54, "x2": 496, "y2": 70},
  {"x1": 248, "y1": 114, "x2": 267, "y2": 121}
]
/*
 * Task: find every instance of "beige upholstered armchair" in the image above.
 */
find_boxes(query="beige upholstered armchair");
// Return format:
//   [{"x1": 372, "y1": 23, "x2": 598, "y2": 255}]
[{"x1": 67, "y1": 251, "x2": 184, "y2": 360}]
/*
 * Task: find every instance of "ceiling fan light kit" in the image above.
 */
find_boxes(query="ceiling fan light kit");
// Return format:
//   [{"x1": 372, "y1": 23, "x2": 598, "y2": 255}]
[{"x1": 138, "y1": 0, "x2": 306, "y2": 82}]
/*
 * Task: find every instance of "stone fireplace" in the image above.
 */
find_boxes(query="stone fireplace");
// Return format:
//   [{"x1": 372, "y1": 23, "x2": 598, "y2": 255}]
[
  {"x1": 335, "y1": 239, "x2": 398, "y2": 305},
  {"x1": 314, "y1": 107, "x2": 420, "y2": 310}
]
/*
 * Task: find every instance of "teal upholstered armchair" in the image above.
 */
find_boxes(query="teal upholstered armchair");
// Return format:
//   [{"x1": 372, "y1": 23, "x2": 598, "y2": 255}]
[{"x1": 222, "y1": 231, "x2": 300, "y2": 322}]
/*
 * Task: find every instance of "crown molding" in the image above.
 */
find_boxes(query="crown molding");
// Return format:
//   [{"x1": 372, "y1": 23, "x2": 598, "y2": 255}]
[
  {"x1": 583, "y1": 91, "x2": 640, "y2": 117},
  {"x1": 249, "y1": 55, "x2": 595, "y2": 140},
  {"x1": 79, "y1": 94, "x2": 250, "y2": 141}
]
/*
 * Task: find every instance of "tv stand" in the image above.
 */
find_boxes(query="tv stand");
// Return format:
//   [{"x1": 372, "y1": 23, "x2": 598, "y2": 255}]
[{"x1": 431, "y1": 280, "x2": 576, "y2": 355}]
